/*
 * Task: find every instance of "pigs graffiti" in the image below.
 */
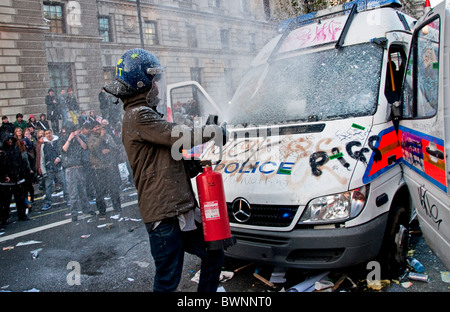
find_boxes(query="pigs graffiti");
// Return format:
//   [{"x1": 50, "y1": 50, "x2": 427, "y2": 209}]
[
  {"x1": 204, "y1": 131, "x2": 384, "y2": 179},
  {"x1": 346, "y1": 141, "x2": 370, "y2": 164},
  {"x1": 309, "y1": 151, "x2": 329, "y2": 176},
  {"x1": 310, "y1": 135, "x2": 381, "y2": 176}
]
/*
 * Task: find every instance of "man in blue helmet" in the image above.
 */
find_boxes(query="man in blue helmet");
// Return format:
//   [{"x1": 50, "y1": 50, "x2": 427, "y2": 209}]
[{"x1": 104, "y1": 48, "x2": 226, "y2": 292}]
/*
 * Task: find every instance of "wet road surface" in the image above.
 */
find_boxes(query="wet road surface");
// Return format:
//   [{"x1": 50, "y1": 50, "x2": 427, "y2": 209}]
[{"x1": 0, "y1": 185, "x2": 448, "y2": 295}]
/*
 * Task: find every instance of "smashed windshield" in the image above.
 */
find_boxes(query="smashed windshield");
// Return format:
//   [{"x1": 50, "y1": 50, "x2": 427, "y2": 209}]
[{"x1": 226, "y1": 43, "x2": 383, "y2": 126}]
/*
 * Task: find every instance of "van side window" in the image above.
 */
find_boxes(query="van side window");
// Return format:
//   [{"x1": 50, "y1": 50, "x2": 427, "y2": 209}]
[
  {"x1": 385, "y1": 46, "x2": 406, "y2": 104},
  {"x1": 402, "y1": 18, "x2": 440, "y2": 118}
]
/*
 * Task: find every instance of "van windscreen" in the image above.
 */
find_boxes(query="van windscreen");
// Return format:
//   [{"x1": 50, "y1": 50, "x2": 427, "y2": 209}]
[{"x1": 227, "y1": 43, "x2": 382, "y2": 126}]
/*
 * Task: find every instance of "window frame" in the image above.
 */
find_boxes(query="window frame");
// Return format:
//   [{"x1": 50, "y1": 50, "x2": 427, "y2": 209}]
[
  {"x1": 144, "y1": 20, "x2": 159, "y2": 46},
  {"x1": 98, "y1": 16, "x2": 112, "y2": 43},
  {"x1": 43, "y1": 2, "x2": 65, "y2": 34},
  {"x1": 401, "y1": 16, "x2": 441, "y2": 120}
]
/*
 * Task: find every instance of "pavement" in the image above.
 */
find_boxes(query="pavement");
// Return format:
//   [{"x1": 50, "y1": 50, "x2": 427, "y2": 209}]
[{"x1": 0, "y1": 183, "x2": 449, "y2": 297}]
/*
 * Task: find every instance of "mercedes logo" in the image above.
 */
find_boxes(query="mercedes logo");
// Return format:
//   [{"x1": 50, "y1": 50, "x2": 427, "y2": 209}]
[{"x1": 231, "y1": 198, "x2": 251, "y2": 223}]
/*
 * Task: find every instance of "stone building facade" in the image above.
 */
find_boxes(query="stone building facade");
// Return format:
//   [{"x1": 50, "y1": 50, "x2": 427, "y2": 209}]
[{"x1": 0, "y1": 0, "x2": 278, "y2": 121}]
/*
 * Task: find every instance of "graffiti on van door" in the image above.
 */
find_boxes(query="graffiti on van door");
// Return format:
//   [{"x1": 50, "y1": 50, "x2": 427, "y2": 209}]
[
  {"x1": 197, "y1": 124, "x2": 402, "y2": 187},
  {"x1": 418, "y1": 185, "x2": 443, "y2": 230},
  {"x1": 399, "y1": 126, "x2": 447, "y2": 192}
]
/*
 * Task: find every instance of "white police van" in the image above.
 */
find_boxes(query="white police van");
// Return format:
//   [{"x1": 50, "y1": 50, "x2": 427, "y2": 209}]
[{"x1": 166, "y1": 0, "x2": 449, "y2": 274}]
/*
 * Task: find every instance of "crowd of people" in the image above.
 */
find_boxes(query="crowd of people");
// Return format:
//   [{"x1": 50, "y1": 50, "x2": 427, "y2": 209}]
[{"x1": 0, "y1": 88, "x2": 132, "y2": 229}]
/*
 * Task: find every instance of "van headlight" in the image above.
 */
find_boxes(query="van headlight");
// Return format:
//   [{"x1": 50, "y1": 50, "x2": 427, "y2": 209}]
[{"x1": 299, "y1": 185, "x2": 369, "y2": 224}]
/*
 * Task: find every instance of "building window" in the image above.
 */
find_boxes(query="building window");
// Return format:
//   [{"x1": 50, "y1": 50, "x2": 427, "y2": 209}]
[
  {"x1": 98, "y1": 16, "x2": 112, "y2": 42},
  {"x1": 221, "y1": 29, "x2": 229, "y2": 50},
  {"x1": 263, "y1": 0, "x2": 271, "y2": 19},
  {"x1": 179, "y1": 0, "x2": 193, "y2": 9},
  {"x1": 103, "y1": 68, "x2": 115, "y2": 86},
  {"x1": 43, "y1": 2, "x2": 65, "y2": 34},
  {"x1": 144, "y1": 21, "x2": 159, "y2": 45},
  {"x1": 249, "y1": 33, "x2": 256, "y2": 52},
  {"x1": 240, "y1": 0, "x2": 248, "y2": 13},
  {"x1": 187, "y1": 25, "x2": 197, "y2": 48},
  {"x1": 48, "y1": 64, "x2": 73, "y2": 94},
  {"x1": 209, "y1": 0, "x2": 220, "y2": 8}
]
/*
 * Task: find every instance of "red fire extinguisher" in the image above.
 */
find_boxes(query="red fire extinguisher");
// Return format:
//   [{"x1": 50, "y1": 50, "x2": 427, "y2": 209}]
[{"x1": 196, "y1": 165, "x2": 236, "y2": 250}]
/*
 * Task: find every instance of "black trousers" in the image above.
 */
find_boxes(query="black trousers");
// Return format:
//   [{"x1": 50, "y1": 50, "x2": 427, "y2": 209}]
[
  {"x1": 0, "y1": 183, "x2": 27, "y2": 223},
  {"x1": 92, "y1": 167, "x2": 121, "y2": 213}
]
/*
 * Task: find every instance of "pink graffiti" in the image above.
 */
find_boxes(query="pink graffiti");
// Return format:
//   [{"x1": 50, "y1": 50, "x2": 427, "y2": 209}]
[
  {"x1": 279, "y1": 20, "x2": 343, "y2": 53},
  {"x1": 314, "y1": 21, "x2": 343, "y2": 42}
]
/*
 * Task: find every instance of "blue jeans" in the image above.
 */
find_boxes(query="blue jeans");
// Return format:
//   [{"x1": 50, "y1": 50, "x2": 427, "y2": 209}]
[
  {"x1": 147, "y1": 218, "x2": 224, "y2": 292},
  {"x1": 44, "y1": 170, "x2": 66, "y2": 206},
  {"x1": 65, "y1": 167, "x2": 91, "y2": 217}
]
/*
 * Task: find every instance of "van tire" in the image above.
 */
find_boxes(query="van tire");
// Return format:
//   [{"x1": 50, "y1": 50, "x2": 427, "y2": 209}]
[{"x1": 378, "y1": 203, "x2": 410, "y2": 279}]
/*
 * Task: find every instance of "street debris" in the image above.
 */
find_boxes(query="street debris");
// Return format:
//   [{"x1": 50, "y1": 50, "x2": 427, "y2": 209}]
[
  {"x1": 97, "y1": 223, "x2": 113, "y2": 229},
  {"x1": 401, "y1": 281, "x2": 413, "y2": 288},
  {"x1": 269, "y1": 267, "x2": 287, "y2": 284},
  {"x1": 233, "y1": 262, "x2": 253, "y2": 273},
  {"x1": 110, "y1": 214, "x2": 120, "y2": 220},
  {"x1": 408, "y1": 272, "x2": 429, "y2": 283},
  {"x1": 254, "y1": 272, "x2": 276, "y2": 289},
  {"x1": 366, "y1": 279, "x2": 390, "y2": 291},
  {"x1": 315, "y1": 280, "x2": 334, "y2": 291},
  {"x1": 441, "y1": 271, "x2": 450, "y2": 283},
  {"x1": 134, "y1": 261, "x2": 150, "y2": 268},
  {"x1": 81, "y1": 234, "x2": 91, "y2": 239},
  {"x1": 407, "y1": 257, "x2": 425, "y2": 273},
  {"x1": 191, "y1": 270, "x2": 234, "y2": 284},
  {"x1": 16, "y1": 240, "x2": 42, "y2": 246},
  {"x1": 30, "y1": 248, "x2": 42, "y2": 259},
  {"x1": 288, "y1": 271, "x2": 329, "y2": 292}
]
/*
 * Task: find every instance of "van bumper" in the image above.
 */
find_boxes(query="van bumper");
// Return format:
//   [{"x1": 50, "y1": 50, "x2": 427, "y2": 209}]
[{"x1": 225, "y1": 212, "x2": 388, "y2": 269}]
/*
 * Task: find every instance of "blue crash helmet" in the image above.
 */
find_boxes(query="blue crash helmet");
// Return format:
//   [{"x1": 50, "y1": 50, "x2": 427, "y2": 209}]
[{"x1": 104, "y1": 48, "x2": 164, "y2": 98}]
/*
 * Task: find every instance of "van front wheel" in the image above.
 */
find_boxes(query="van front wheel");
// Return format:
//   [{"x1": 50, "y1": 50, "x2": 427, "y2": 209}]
[{"x1": 378, "y1": 204, "x2": 410, "y2": 278}]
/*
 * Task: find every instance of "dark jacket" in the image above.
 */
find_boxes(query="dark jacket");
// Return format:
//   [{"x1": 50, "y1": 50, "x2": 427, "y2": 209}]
[
  {"x1": 0, "y1": 122, "x2": 15, "y2": 137},
  {"x1": 41, "y1": 136, "x2": 62, "y2": 173},
  {"x1": 37, "y1": 119, "x2": 50, "y2": 131},
  {"x1": 60, "y1": 133, "x2": 85, "y2": 169},
  {"x1": 121, "y1": 92, "x2": 219, "y2": 223},
  {"x1": 67, "y1": 94, "x2": 79, "y2": 111},
  {"x1": 88, "y1": 131, "x2": 119, "y2": 169},
  {"x1": 45, "y1": 94, "x2": 61, "y2": 119},
  {"x1": 0, "y1": 133, "x2": 28, "y2": 184}
]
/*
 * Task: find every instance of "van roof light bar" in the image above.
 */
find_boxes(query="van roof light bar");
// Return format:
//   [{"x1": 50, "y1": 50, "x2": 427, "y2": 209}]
[{"x1": 277, "y1": 0, "x2": 402, "y2": 33}]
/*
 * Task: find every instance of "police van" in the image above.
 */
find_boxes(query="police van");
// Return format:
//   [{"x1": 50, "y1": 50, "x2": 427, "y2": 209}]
[{"x1": 166, "y1": 0, "x2": 449, "y2": 275}]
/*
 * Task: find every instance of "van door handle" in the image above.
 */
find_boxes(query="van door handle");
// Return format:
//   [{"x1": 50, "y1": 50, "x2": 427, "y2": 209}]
[{"x1": 425, "y1": 144, "x2": 444, "y2": 160}]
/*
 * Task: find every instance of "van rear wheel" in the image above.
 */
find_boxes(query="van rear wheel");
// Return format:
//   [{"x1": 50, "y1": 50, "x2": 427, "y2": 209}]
[{"x1": 378, "y1": 204, "x2": 409, "y2": 278}]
